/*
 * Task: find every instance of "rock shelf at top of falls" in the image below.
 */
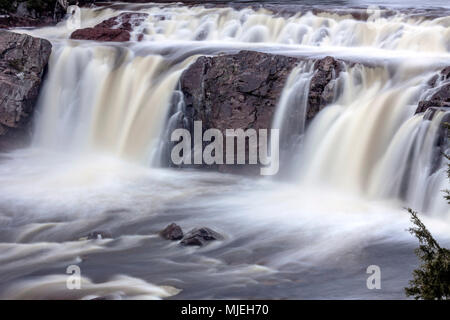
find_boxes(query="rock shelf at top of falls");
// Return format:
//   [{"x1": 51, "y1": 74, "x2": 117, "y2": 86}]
[
  {"x1": 0, "y1": 30, "x2": 51, "y2": 151},
  {"x1": 70, "y1": 12, "x2": 149, "y2": 42}
]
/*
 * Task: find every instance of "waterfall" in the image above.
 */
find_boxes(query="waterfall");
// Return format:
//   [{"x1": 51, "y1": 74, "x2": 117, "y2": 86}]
[
  {"x1": 32, "y1": 43, "x2": 192, "y2": 165},
  {"x1": 274, "y1": 62, "x2": 449, "y2": 216},
  {"x1": 28, "y1": 4, "x2": 449, "y2": 215}
]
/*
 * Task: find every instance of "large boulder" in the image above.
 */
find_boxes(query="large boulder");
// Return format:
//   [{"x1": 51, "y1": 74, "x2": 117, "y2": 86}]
[
  {"x1": 160, "y1": 223, "x2": 184, "y2": 241},
  {"x1": 169, "y1": 51, "x2": 342, "y2": 174},
  {"x1": 70, "y1": 12, "x2": 148, "y2": 42},
  {"x1": 181, "y1": 50, "x2": 298, "y2": 137},
  {"x1": 0, "y1": 30, "x2": 52, "y2": 150}
]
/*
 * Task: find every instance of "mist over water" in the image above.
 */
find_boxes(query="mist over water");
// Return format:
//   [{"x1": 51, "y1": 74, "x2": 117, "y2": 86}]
[{"x1": 0, "y1": 1, "x2": 449, "y2": 299}]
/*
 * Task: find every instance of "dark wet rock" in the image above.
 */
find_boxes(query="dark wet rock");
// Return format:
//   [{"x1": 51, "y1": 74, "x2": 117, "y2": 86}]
[
  {"x1": 86, "y1": 230, "x2": 113, "y2": 240},
  {"x1": 71, "y1": 27, "x2": 131, "y2": 42},
  {"x1": 168, "y1": 51, "x2": 342, "y2": 174},
  {"x1": 180, "y1": 227, "x2": 223, "y2": 246},
  {"x1": 307, "y1": 56, "x2": 343, "y2": 121},
  {"x1": 416, "y1": 67, "x2": 450, "y2": 114},
  {"x1": 0, "y1": 0, "x2": 72, "y2": 29},
  {"x1": 176, "y1": 50, "x2": 298, "y2": 174},
  {"x1": 0, "y1": 30, "x2": 52, "y2": 150},
  {"x1": 70, "y1": 12, "x2": 148, "y2": 42},
  {"x1": 160, "y1": 223, "x2": 183, "y2": 240},
  {"x1": 180, "y1": 51, "x2": 297, "y2": 134}
]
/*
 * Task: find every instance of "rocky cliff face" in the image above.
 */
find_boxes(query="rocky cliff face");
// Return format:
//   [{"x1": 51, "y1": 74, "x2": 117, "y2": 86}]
[
  {"x1": 0, "y1": 30, "x2": 52, "y2": 150},
  {"x1": 0, "y1": 0, "x2": 72, "y2": 28},
  {"x1": 166, "y1": 51, "x2": 342, "y2": 174}
]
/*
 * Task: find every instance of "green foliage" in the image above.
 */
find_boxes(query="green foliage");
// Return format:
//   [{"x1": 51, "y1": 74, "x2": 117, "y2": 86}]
[
  {"x1": 405, "y1": 209, "x2": 450, "y2": 299},
  {"x1": 405, "y1": 121, "x2": 450, "y2": 300}
]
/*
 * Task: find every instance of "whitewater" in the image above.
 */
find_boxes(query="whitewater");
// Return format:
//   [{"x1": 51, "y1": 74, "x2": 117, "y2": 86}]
[{"x1": 0, "y1": 1, "x2": 449, "y2": 299}]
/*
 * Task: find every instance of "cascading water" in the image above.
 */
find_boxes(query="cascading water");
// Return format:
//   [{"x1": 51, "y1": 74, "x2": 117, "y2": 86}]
[
  {"x1": 0, "y1": 2, "x2": 449, "y2": 300},
  {"x1": 277, "y1": 62, "x2": 450, "y2": 216}
]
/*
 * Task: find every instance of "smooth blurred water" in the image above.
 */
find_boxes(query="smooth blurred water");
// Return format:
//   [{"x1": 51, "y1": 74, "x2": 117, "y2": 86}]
[{"x1": 0, "y1": 1, "x2": 449, "y2": 299}]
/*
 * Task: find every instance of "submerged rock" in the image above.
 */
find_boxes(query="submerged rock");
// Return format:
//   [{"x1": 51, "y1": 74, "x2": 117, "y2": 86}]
[
  {"x1": 307, "y1": 56, "x2": 343, "y2": 121},
  {"x1": 86, "y1": 231, "x2": 113, "y2": 240},
  {"x1": 180, "y1": 227, "x2": 223, "y2": 246},
  {"x1": 0, "y1": 30, "x2": 52, "y2": 150},
  {"x1": 177, "y1": 50, "x2": 298, "y2": 174},
  {"x1": 160, "y1": 223, "x2": 184, "y2": 240},
  {"x1": 70, "y1": 12, "x2": 148, "y2": 42}
]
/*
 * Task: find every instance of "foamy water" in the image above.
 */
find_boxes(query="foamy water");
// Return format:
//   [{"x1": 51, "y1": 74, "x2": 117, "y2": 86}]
[{"x1": 0, "y1": 1, "x2": 449, "y2": 299}]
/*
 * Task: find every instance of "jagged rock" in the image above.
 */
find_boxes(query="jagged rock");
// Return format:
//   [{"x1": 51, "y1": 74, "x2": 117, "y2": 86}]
[
  {"x1": 0, "y1": 30, "x2": 52, "y2": 150},
  {"x1": 71, "y1": 27, "x2": 131, "y2": 42},
  {"x1": 307, "y1": 56, "x2": 343, "y2": 121},
  {"x1": 0, "y1": 0, "x2": 72, "y2": 28},
  {"x1": 160, "y1": 223, "x2": 183, "y2": 240},
  {"x1": 180, "y1": 227, "x2": 223, "y2": 246},
  {"x1": 172, "y1": 51, "x2": 342, "y2": 174},
  {"x1": 70, "y1": 12, "x2": 148, "y2": 42}
]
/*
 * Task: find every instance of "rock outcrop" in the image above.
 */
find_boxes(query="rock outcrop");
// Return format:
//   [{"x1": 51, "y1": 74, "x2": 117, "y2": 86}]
[
  {"x1": 180, "y1": 227, "x2": 223, "y2": 246},
  {"x1": 0, "y1": 30, "x2": 52, "y2": 150},
  {"x1": 71, "y1": 27, "x2": 131, "y2": 42},
  {"x1": 0, "y1": 0, "x2": 72, "y2": 29},
  {"x1": 160, "y1": 223, "x2": 184, "y2": 240},
  {"x1": 307, "y1": 56, "x2": 343, "y2": 121},
  {"x1": 86, "y1": 230, "x2": 113, "y2": 240},
  {"x1": 70, "y1": 12, "x2": 148, "y2": 42},
  {"x1": 168, "y1": 51, "x2": 342, "y2": 174},
  {"x1": 416, "y1": 67, "x2": 450, "y2": 114}
]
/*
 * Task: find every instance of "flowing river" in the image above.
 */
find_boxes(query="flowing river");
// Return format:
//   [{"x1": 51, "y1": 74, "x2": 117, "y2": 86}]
[{"x1": 0, "y1": 1, "x2": 449, "y2": 299}]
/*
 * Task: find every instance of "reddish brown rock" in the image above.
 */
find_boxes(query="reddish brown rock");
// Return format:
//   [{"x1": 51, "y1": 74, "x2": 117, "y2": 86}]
[
  {"x1": 95, "y1": 12, "x2": 148, "y2": 32},
  {"x1": 172, "y1": 51, "x2": 342, "y2": 174},
  {"x1": 416, "y1": 67, "x2": 450, "y2": 114},
  {"x1": 70, "y1": 27, "x2": 131, "y2": 42}
]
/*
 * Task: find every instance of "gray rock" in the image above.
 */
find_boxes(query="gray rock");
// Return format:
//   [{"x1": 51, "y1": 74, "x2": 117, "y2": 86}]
[
  {"x1": 86, "y1": 230, "x2": 113, "y2": 240},
  {"x1": 416, "y1": 67, "x2": 450, "y2": 114},
  {"x1": 180, "y1": 227, "x2": 223, "y2": 246},
  {"x1": 0, "y1": 30, "x2": 52, "y2": 150}
]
